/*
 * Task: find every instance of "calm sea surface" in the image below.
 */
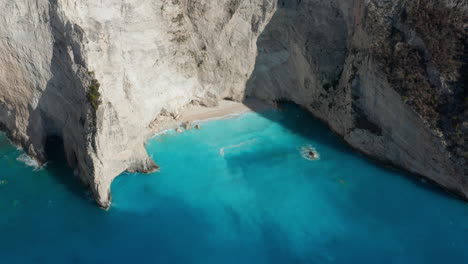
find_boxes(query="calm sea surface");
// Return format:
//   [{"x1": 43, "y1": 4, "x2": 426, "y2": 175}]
[{"x1": 1, "y1": 105, "x2": 467, "y2": 263}]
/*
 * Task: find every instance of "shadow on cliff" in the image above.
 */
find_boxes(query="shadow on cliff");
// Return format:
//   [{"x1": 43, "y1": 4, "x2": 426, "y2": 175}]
[
  {"x1": 241, "y1": 0, "x2": 464, "y2": 205},
  {"x1": 25, "y1": 0, "x2": 90, "y2": 202},
  {"x1": 242, "y1": 0, "x2": 350, "y2": 154},
  {"x1": 43, "y1": 136, "x2": 90, "y2": 202}
]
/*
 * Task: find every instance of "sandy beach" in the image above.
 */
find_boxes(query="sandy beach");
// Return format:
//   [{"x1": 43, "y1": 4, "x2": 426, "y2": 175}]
[{"x1": 148, "y1": 99, "x2": 271, "y2": 136}]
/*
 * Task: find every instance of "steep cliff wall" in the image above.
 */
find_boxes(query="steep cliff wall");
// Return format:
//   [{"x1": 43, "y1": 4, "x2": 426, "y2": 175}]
[
  {"x1": 0, "y1": 0, "x2": 104, "y2": 202},
  {"x1": 0, "y1": 0, "x2": 276, "y2": 207},
  {"x1": 0, "y1": 0, "x2": 466, "y2": 207},
  {"x1": 247, "y1": 0, "x2": 467, "y2": 198}
]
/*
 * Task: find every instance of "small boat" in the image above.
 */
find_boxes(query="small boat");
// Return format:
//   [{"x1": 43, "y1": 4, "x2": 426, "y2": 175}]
[{"x1": 301, "y1": 145, "x2": 320, "y2": 161}]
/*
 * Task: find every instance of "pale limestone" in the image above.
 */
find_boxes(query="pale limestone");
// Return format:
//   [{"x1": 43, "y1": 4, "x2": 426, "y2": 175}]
[{"x1": 0, "y1": 0, "x2": 466, "y2": 207}]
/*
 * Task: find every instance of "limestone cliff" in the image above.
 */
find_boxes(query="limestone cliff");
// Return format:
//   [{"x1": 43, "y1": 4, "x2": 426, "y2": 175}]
[
  {"x1": 247, "y1": 0, "x2": 468, "y2": 198},
  {"x1": 0, "y1": 0, "x2": 466, "y2": 207},
  {"x1": 0, "y1": 0, "x2": 276, "y2": 207}
]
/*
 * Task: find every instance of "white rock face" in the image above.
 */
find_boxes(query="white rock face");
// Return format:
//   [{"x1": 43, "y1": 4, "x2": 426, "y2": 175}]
[
  {"x1": 0, "y1": 0, "x2": 276, "y2": 207},
  {"x1": 0, "y1": 0, "x2": 466, "y2": 207},
  {"x1": 0, "y1": 0, "x2": 98, "y2": 200}
]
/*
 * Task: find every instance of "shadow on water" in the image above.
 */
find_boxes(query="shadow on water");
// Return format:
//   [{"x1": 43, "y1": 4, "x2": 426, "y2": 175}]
[
  {"x1": 240, "y1": 0, "x2": 351, "y2": 154},
  {"x1": 44, "y1": 136, "x2": 89, "y2": 202},
  {"x1": 240, "y1": 0, "x2": 465, "y2": 205},
  {"x1": 244, "y1": 100, "x2": 466, "y2": 205},
  {"x1": 91, "y1": 181, "x2": 309, "y2": 264},
  {"x1": 247, "y1": 99, "x2": 352, "y2": 154}
]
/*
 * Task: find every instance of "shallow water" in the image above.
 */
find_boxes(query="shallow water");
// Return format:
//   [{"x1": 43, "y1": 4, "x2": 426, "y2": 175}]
[{"x1": 1, "y1": 105, "x2": 467, "y2": 263}]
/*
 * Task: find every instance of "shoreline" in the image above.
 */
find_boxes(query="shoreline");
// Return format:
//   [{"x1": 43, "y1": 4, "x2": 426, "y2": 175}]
[{"x1": 147, "y1": 99, "x2": 272, "y2": 138}]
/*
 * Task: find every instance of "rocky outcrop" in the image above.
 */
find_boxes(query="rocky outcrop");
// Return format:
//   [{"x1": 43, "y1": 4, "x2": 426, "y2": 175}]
[{"x1": 0, "y1": 0, "x2": 466, "y2": 207}]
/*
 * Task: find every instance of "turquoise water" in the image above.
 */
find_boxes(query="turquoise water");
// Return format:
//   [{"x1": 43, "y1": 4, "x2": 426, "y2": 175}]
[{"x1": 1, "y1": 105, "x2": 468, "y2": 263}]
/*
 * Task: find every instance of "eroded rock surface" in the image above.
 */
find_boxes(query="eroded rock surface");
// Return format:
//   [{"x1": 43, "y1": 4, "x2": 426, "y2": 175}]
[
  {"x1": 247, "y1": 0, "x2": 468, "y2": 198},
  {"x1": 0, "y1": 0, "x2": 466, "y2": 207},
  {"x1": 0, "y1": 0, "x2": 276, "y2": 207}
]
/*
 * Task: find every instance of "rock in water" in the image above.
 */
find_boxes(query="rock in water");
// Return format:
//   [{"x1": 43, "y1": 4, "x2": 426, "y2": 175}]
[
  {"x1": 0, "y1": 0, "x2": 466, "y2": 207},
  {"x1": 182, "y1": 121, "x2": 192, "y2": 130}
]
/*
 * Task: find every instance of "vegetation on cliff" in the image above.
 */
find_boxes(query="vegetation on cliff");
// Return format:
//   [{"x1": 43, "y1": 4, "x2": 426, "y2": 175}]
[
  {"x1": 87, "y1": 71, "x2": 102, "y2": 111},
  {"x1": 86, "y1": 71, "x2": 102, "y2": 129},
  {"x1": 371, "y1": 0, "x2": 467, "y2": 164}
]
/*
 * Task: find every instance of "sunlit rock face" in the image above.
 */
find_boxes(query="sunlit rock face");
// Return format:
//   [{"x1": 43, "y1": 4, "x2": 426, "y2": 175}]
[
  {"x1": 0, "y1": 0, "x2": 466, "y2": 207},
  {"x1": 0, "y1": 0, "x2": 277, "y2": 207}
]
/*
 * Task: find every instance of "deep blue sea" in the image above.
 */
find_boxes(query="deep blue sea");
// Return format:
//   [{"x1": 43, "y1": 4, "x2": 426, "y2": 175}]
[{"x1": 1, "y1": 105, "x2": 467, "y2": 263}]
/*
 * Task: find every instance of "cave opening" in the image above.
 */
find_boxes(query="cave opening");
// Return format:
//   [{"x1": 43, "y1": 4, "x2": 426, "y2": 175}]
[
  {"x1": 44, "y1": 134, "x2": 88, "y2": 201},
  {"x1": 44, "y1": 135, "x2": 66, "y2": 164}
]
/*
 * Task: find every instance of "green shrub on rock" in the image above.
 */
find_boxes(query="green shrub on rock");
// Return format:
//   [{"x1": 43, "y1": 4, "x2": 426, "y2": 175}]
[{"x1": 87, "y1": 78, "x2": 101, "y2": 111}]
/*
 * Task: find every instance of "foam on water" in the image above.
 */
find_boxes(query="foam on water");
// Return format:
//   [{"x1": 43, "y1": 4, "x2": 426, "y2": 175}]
[
  {"x1": 219, "y1": 138, "x2": 258, "y2": 156},
  {"x1": 1, "y1": 105, "x2": 468, "y2": 263},
  {"x1": 16, "y1": 153, "x2": 42, "y2": 170}
]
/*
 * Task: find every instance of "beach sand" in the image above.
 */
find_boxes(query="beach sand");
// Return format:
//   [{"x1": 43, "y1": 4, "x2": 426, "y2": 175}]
[{"x1": 148, "y1": 98, "x2": 271, "y2": 136}]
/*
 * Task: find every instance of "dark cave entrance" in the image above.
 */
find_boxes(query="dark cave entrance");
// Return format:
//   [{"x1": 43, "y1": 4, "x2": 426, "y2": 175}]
[
  {"x1": 44, "y1": 135, "x2": 67, "y2": 164},
  {"x1": 44, "y1": 135, "x2": 88, "y2": 201}
]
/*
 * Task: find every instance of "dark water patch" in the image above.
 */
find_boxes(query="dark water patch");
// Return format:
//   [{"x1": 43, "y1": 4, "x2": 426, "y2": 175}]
[{"x1": 44, "y1": 135, "x2": 89, "y2": 202}]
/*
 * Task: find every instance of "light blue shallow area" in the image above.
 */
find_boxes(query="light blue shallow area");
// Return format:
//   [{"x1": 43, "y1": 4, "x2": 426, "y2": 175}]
[{"x1": 1, "y1": 105, "x2": 467, "y2": 263}]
